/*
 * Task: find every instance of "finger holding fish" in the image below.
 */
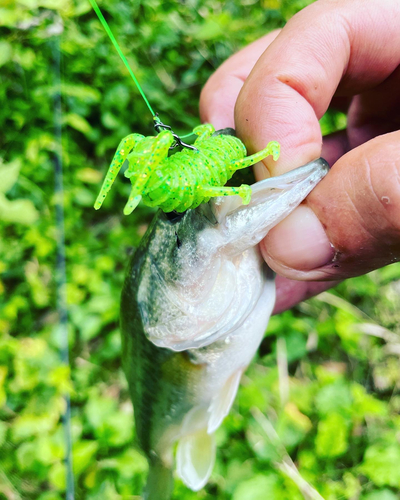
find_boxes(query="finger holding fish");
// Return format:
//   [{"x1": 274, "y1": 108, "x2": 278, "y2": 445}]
[{"x1": 201, "y1": 0, "x2": 400, "y2": 297}]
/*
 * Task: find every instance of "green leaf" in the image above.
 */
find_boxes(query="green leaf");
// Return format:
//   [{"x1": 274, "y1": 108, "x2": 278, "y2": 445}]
[
  {"x1": 16, "y1": 441, "x2": 37, "y2": 470},
  {"x1": 0, "y1": 421, "x2": 8, "y2": 447},
  {"x1": 76, "y1": 168, "x2": 103, "y2": 184},
  {"x1": 360, "y1": 445, "x2": 400, "y2": 488},
  {"x1": 61, "y1": 84, "x2": 101, "y2": 102},
  {"x1": 12, "y1": 409, "x2": 61, "y2": 441},
  {"x1": 38, "y1": 493, "x2": 63, "y2": 500},
  {"x1": 0, "y1": 41, "x2": 12, "y2": 67},
  {"x1": 49, "y1": 461, "x2": 66, "y2": 490},
  {"x1": 0, "y1": 160, "x2": 21, "y2": 193},
  {"x1": 233, "y1": 474, "x2": 279, "y2": 500},
  {"x1": 361, "y1": 490, "x2": 399, "y2": 500},
  {"x1": 99, "y1": 449, "x2": 148, "y2": 477},
  {"x1": 97, "y1": 411, "x2": 133, "y2": 447},
  {"x1": 191, "y1": 19, "x2": 224, "y2": 40},
  {"x1": 284, "y1": 331, "x2": 307, "y2": 363},
  {"x1": 73, "y1": 440, "x2": 99, "y2": 476},
  {"x1": 0, "y1": 195, "x2": 39, "y2": 225},
  {"x1": 351, "y1": 383, "x2": 386, "y2": 419},
  {"x1": 64, "y1": 113, "x2": 93, "y2": 136},
  {"x1": 276, "y1": 403, "x2": 312, "y2": 450},
  {"x1": 85, "y1": 391, "x2": 117, "y2": 431},
  {"x1": 315, "y1": 413, "x2": 349, "y2": 458},
  {"x1": 315, "y1": 381, "x2": 353, "y2": 417}
]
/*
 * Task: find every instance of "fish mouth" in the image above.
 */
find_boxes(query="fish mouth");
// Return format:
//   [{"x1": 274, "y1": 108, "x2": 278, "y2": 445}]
[
  {"x1": 251, "y1": 157, "x2": 329, "y2": 195},
  {"x1": 211, "y1": 157, "x2": 329, "y2": 225},
  {"x1": 162, "y1": 157, "x2": 329, "y2": 226},
  {"x1": 138, "y1": 157, "x2": 329, "y2": 352}
]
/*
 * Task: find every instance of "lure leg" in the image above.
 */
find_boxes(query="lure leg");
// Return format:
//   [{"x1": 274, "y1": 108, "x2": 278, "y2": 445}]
[
  {"x1": 94, "y1": 133, "x2": 144, "y2": 210},
  {"x1": 199, "y1": 184, "x2": 252, "y2": 205},
  {"x1": 123, "y1": 130, "x2": 175, "y2": 215},
  {"x1": 193, "y1": 124, "x2": 215, "y2": 141},
  {"x1": 230, "y1": 141, "x2": 280, "y2": 170}
]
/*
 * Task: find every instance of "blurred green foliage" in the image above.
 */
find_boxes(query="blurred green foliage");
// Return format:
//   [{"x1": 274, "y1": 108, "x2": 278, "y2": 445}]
[{"x1": 1, "y1": 0, "x2": 400, "y2": 499}]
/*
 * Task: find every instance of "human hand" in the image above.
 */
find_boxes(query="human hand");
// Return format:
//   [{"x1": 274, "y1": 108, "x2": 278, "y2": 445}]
[{"x1": 200, "y1": 0, "x2": 400, "y2": 313}]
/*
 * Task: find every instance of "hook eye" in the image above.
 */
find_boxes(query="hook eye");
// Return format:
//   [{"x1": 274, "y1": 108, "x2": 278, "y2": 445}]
[{"x1": 154, "y1": 117, "x2": 198, "y2": 152}]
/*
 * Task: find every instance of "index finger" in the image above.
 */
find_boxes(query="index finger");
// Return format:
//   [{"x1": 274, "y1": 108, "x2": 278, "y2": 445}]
[
  {"x1": 235, "y1": 0, "x2": 400, "y2": 175},
  {"x1": 200, "y1": 30, "x2": 281, "y2": 130}
]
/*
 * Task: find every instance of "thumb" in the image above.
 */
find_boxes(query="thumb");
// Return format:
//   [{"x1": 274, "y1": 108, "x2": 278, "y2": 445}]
[{"x1": 261, "y1": 131, "x2": 400, "y2": 281}]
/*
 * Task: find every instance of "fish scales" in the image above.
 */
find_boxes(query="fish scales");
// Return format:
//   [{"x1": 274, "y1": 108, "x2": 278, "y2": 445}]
[{"x1": 120, "y1": 155, "x2": 329, "y2": 499}]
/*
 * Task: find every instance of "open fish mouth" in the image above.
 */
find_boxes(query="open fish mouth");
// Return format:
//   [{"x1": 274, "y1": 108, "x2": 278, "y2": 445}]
[{"x1": 137, "y1": 157, "x2": 329, "y2": 352}]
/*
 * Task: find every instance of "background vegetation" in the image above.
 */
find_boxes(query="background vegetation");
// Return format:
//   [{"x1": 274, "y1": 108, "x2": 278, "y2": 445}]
[{"x1": 1, "y1": 0, "x2": 400, "y2": 498}]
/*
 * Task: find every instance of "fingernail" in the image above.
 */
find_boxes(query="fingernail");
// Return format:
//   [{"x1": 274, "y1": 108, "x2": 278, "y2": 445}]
[
  {"x1": 208, "y1": 114, "x2": 234, "y2": 130},
  {"x1": 262, "y1": 205, "x2": 334, "y2": 271}
]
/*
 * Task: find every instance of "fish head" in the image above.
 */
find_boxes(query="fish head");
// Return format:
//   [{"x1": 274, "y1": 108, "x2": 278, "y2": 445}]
[
  {"x1": 134, "y1": 158, "x2": 329, "y2": 351},
  {"x1": 214, "y1": 157, "x2": 330, "y2": 256}
]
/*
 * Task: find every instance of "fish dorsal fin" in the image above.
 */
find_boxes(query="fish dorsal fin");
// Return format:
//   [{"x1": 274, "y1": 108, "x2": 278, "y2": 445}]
[
  {"x1": 176, "y1": 428, "x2": 216, "y2": 491},
  {"x1": 208, "y1": 368, "x2": 243, "y2": 433}
]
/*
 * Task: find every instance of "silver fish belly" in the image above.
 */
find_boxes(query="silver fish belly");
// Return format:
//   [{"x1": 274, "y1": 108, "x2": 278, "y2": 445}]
[{"x1": 120, "y1": 158, "x2": 329, "y2": 498}]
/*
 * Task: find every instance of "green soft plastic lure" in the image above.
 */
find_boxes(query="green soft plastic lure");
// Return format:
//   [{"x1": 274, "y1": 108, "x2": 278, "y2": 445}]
[
  {"x1": 94, "y1": 124, "x2": 280, "y2": 215},
  {"x1": 88, "y1": 0, "x2": 280, "y2": 215}
]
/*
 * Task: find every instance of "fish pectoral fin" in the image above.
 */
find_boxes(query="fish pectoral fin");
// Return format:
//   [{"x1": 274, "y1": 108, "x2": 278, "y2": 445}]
[
  {"x1": 176, "y1": 428, "x2": 216, "y2": 492},
  {"x1": 207, "y1": 368, "x2": 243, "y2": 433},
  {"x1": 175, "y1": 371, "x2": 243, "y2": 492}
]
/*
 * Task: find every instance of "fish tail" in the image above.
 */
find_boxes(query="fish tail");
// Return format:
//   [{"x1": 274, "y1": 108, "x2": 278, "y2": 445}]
[{"x1": 144, "y1": 459, "x2": 174, "y2": 500}]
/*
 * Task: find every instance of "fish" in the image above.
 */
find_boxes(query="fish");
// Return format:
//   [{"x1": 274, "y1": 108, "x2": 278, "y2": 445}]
[{"x1": 120, "y1": 151, "x2": 329, "y2": 499}]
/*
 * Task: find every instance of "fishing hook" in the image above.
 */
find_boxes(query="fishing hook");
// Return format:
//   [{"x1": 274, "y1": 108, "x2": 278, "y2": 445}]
[{"x1": 153, "y1": 115, "x2": 198, "y2": 152}]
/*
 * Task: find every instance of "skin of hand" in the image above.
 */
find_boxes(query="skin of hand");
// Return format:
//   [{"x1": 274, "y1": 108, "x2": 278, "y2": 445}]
[{"x1": 200, "y1": 0, "x2": 400, "y2": 313}]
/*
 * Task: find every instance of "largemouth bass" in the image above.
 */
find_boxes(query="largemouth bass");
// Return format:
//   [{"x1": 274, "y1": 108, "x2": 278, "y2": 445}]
[{"x1": 120, "y1": 154, "x2": 328, "y2": 499}]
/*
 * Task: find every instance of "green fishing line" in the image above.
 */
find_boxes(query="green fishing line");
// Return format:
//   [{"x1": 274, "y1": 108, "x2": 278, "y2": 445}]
[{"x1": 88, "y1": 0, "x2": 158, "y2": 121}]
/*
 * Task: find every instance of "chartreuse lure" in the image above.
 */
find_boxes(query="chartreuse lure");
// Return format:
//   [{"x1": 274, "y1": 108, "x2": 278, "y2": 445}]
[
  {"x1": 94, "y1": 124, "x2": 280, "y2": 214},
  {"x1": 89, "y1": 0, "x2": 280, "y2": 215}
]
